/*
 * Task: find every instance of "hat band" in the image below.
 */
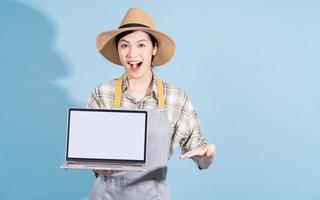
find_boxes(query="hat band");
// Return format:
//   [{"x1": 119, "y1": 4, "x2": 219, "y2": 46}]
[{"x1": 119, "y1": 23, "x2": 150, "y2": 29}]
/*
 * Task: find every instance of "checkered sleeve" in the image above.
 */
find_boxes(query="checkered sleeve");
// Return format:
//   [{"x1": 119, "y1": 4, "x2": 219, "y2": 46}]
[
  {"x1": 87, "y1": 88, "x2": 102, "y2": 109},
  {"x1": 177, "y1": 94, "x2": 208, "y2": 154},
  {"x1": 86, "y1": 81, "x2": 116, "y2": 109},
  {"x1": 176, "y1": 94, "x2": 208, "y2": 169}
]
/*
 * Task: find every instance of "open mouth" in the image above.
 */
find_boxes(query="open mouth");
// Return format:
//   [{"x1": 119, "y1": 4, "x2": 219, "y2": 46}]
[{"x1": 127, "y1": 61, "x2": 142, "y2": 72}]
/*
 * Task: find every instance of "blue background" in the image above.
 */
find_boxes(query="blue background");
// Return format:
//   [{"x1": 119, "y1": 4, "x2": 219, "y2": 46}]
[{"x1": 1, "y1": 0, "x2": 319, "y2": 199}]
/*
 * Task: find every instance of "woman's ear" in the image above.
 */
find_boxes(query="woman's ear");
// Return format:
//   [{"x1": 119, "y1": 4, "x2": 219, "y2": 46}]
[{"x1": 152, "y1": 43, "x2": 158, "y2": 56}]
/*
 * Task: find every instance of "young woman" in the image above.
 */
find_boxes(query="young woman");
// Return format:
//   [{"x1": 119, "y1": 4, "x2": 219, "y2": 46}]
[{"x1": 88, "y1": 7, "x2": 216, "y2": 200}]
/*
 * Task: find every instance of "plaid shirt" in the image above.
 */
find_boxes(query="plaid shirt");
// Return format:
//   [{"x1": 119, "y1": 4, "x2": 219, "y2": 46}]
[{"x1": 87, "y1": 74, "x2": 208, "y2": 161}]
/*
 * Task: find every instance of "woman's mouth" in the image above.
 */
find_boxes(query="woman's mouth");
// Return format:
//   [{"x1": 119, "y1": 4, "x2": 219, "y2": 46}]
[{"x1": 128, "y1": 61, "x2": 142, "y2": 72}]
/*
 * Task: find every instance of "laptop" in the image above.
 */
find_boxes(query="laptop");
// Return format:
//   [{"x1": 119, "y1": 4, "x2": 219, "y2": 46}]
[{"x1": 61, "y1": 108, "x2": 147, "y2": 171}]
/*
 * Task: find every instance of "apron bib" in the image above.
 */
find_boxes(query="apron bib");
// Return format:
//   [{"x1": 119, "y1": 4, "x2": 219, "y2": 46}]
[{"x1": 89, "y1": 77, "x2": 171, "y2": 200}]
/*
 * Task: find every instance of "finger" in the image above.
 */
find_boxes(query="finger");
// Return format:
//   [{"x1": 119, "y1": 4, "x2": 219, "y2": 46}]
[
  {"x1": 104, "y1": 170, "x2": 122, "y2": 176},
  {"x1": 179, "y1": 149, "x2": 196, "y2": 159},
  {"x1": 180, "y1": 148, "x2": 207, "y2": 159},
  {"x1": 106, "y1": 170, "x2": 113, "y2": 176},
  {"x1": 96, "y1": 170, "x2": 114, "y2": 176},
  {"x1": 206, "y1": 144, "x2": 216, "y2": 159},
  {"x1": 206, "y1": 145, "x2": 214, "y2": 156}
]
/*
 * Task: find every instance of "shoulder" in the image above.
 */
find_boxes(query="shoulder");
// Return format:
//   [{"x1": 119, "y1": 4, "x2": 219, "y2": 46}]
[
  {"x1": 162, "y1": 81, "x2": 189, "y2": 108},
  {"x1": 90, "y1": 79, "x2": 117, "y2": 98},
  {"x1": 87, "y1": 79, "x2": 117, "y2": 108},
  {"x1": 163, "y1": 81, "x2": 186, "y2": 96}
]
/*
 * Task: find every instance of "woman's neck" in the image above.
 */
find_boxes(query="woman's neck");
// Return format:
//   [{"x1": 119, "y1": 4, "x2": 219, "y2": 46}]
[{"x1": 127, "y1": 72, "x2": 153, "y2": 101}]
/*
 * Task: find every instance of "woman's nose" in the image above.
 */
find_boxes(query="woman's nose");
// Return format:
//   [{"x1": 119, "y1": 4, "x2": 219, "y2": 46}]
[{"x1": 127, "y1": 46, "x2": 138, "y2": 58}]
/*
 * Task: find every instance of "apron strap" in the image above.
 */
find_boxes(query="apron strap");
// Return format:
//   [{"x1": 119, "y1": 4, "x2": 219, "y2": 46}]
[
  {"x1": 157, "y1": 78, "x2": 165, "y2": 109},
  {"x1": 112, "y1": 77, "x2": 123, "y2": 108},
  {"x1": 112, "y1": 76, "x2": 165, "y2": 109}
]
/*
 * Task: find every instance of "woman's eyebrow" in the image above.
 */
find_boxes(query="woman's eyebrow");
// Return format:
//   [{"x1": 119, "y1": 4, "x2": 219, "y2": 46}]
[
  {"x1": 119, "y1": 38, "x2": 148, "y2": 43},
  {"x1": 119, "y1": 39, "x2": 129, "y2": 43}
]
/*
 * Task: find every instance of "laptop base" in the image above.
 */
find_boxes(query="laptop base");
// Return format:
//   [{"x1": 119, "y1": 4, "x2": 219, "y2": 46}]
[{"x1": 60, "y1": 161, "x2": 146, "y2": 171}]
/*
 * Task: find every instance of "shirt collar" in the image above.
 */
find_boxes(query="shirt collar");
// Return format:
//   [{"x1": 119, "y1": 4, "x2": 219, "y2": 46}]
[{"x1": 120, "y1": 73, "x2": 160, "y2": 100}]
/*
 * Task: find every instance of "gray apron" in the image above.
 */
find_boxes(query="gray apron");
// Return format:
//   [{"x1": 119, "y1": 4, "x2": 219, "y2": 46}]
[{"x1": 89, "y1": 77, "x2": 171, "y2": 200}]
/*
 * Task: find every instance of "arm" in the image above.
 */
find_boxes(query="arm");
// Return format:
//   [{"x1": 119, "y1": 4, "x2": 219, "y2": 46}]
[{"x1": 176, "y1": 95, "x2": 216, "y2": 169}]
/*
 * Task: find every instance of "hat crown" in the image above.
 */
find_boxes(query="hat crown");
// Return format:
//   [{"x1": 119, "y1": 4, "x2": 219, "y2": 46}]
[{"x1": 119, "y1": 7, "x2": 156, "y2": 29}]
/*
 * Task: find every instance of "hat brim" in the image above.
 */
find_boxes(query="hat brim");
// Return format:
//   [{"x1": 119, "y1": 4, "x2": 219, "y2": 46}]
[{"x1": 96, "y1": 27, "x2": 176, "y2": 67}]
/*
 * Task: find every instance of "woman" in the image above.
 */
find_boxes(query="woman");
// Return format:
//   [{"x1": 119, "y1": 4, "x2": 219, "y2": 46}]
[{"x1": 88, "y1": 7, "x2": 216, "y2": 200}]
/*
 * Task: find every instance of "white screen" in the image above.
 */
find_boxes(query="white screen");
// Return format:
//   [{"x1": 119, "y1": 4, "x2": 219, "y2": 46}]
[{"x1": 67, "y1": 110, "x2": 146, "y2": 161}]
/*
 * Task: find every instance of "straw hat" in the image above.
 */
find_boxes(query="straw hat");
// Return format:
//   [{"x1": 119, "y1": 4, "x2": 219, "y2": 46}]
[{"x1": 96, "y1": 7, "x2": 176, "y2": 67}]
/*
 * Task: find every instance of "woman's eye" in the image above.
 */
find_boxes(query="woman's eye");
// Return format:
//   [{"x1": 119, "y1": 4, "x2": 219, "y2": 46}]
[
  {"x1": 120, "y1": 43, "x2": 128, "y2": 48},
  {"x1": 138, "y1": 43, "x2": 146, "y2": 48}
]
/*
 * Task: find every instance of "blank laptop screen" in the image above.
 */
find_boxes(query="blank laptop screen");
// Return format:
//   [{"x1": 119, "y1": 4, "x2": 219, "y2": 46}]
[{"x1": 67, "y1": 108, "x2": 147, "y2": 162}]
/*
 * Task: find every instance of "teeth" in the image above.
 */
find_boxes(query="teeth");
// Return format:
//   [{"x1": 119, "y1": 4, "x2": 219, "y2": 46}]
[{"x1": 128, "y1": 61, "x2": 141, "y2": 64}]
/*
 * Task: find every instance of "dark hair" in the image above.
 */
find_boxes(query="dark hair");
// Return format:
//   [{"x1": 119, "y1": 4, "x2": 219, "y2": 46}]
[{"x1": 114, "y1": 30, "x2": 158, "y2": 48}]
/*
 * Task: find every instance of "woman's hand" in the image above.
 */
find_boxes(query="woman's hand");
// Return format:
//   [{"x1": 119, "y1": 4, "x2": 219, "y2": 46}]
[
  {"x1": 94, "y1": 170, "x2": 122, "y2": 177},
  {"x1": 179, "y1": 144, "x2": 216, "y2": 169}
]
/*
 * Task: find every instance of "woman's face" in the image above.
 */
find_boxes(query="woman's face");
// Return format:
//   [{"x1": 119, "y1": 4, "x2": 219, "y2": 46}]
[{"x1": 117, "y1": 31, "x2": 157, "y2": 80}]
